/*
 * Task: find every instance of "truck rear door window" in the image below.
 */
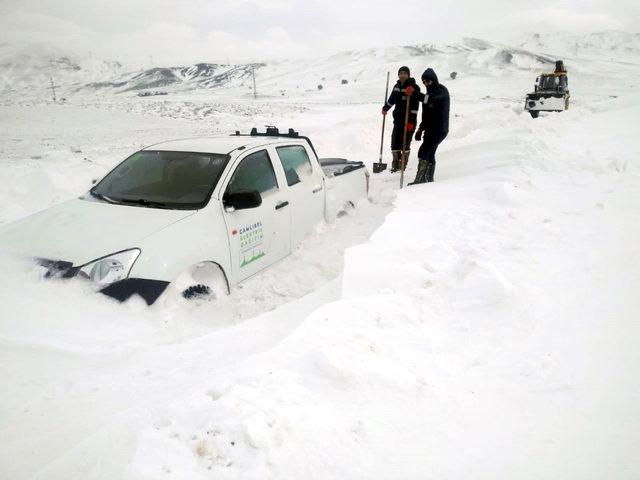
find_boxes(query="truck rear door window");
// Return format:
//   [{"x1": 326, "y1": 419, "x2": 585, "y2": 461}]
[
  {"x1": 227, "y1": 150, "x2": 278, "y2": 194},
  {"x1": 276, "y1": 145, "x2": 313, "y2": 186}
]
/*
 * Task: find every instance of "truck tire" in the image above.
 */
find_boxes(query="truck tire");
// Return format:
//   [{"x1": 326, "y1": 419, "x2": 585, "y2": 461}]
[
  {"x1": 182, "y1": 262, "x2": 229, "y2": 300},
  {"x1": 160, "y1": 262, "x2": 230, "y2": 306},
  {"x1": 529, "y1": 110, "x2": 539, "y2": 119},
  {"x1": 182, "y1": 284, "x2": 212, "y2": 299}
]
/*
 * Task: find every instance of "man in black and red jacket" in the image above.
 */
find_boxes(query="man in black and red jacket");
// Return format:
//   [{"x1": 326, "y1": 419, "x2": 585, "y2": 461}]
[
  {"x1": 410, "y1": 68, "x2": 450, "y2": 184},
  {"x1": 382, "y1": 66, "x2": 421, "y2": 172}
]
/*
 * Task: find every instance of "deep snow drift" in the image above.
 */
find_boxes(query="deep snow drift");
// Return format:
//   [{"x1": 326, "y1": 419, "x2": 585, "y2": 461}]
[{"x1": 0, "y1": 33, "x2": 639, "y2": 479}]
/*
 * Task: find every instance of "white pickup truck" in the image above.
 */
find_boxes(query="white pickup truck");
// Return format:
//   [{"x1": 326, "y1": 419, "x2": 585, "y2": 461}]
[{"x1": 0, "y1": 128, "x2": 369, "y2": 304}]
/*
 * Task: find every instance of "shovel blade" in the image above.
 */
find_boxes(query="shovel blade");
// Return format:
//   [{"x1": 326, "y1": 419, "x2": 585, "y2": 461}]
[{"x1": 372, "y1": 162, "x2": 387, "y2": 173}]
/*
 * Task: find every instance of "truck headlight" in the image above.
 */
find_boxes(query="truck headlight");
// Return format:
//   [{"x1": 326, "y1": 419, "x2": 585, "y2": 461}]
[{"x1": 78, "y1": 249, "x2": 141, "y2": 285}]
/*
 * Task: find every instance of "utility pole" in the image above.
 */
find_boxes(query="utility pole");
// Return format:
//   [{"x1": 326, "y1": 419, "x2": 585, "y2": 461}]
[
  {"x1": 252, "y1": 66, "x2": 257, "y2": 99},
  {"x1": 50, "y1": 77, "x2": 57, "y2": 102}
]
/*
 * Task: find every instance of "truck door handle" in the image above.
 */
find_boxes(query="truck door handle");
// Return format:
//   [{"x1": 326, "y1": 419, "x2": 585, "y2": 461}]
[
  {"x1": 275, "y1": 201, "x2": 289, "y2": 210},
  {"x1": 312, "y1": 185, "x2": 322, "y2": 194}
]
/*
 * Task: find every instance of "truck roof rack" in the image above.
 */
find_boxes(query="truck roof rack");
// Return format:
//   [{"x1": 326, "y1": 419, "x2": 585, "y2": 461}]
[
  {"x1": 232, "y1": 126, "x2": 299, "y2": 138},
  {"x1": 231, "y1": 126, "x2": 317, "y2": 157}
]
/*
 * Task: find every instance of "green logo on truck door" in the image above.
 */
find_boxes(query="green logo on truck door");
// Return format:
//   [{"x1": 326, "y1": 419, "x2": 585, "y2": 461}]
[{"x1": 239, "y1": 221, "x2": 265, "y2": 267}]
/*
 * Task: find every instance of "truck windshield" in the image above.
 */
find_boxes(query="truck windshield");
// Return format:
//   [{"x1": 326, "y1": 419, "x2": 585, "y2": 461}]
[{"x1": 91, "y1": 150, "x2": 230, "y2": 209}]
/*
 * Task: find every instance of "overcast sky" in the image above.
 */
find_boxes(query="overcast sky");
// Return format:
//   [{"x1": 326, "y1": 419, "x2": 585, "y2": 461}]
[{"x1": 1, "y1": 0, "x2": 637, "y2": 63}]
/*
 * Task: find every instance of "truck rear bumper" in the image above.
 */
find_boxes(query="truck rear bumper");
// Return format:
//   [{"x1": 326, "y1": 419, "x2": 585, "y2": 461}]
[
  {"x1": 320, "y1": 158, "x2": 368, "y2": 220},
  {"x1": 525, "y1": 93, "x2": 568, "y2": 112}
]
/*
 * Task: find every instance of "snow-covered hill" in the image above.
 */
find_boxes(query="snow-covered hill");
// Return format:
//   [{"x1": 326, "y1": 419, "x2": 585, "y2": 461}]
[
  {"x1": 0, "y1": 30, "x2": 639, "y2": 479},
  {"x1": 3, "y1": 31, "x2": 638, "y2": 106},
  {"x1": 514, "y1": 31, "x2": 640, "y2": 59},
  {"x1": 0, "y1": 43, "x2": 128, "y2": 99},
  {"x1": 0, "y1": 33, "x2": 587, "y2": 101},
  {"x1": 84, "y1": 63, "x2": 264, "y2": 93}
]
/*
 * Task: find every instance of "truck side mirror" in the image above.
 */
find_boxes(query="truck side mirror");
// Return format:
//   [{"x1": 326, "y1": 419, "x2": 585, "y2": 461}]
[{"x1": 223, "y1": 190, "x2": 262, "y2": 211}]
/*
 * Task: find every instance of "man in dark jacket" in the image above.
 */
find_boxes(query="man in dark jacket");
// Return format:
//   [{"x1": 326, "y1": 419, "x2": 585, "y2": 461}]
[
  {"x1": 382, "y1": 66, "x2": 421, "y2": 172},
  {"x1": 409, "y1": 68, "x2": 449, "y2": 184}
]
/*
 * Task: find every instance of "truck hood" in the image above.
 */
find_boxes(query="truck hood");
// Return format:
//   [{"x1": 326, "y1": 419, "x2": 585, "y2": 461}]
[{"x1": 0, "y1": 197, "x2": 197, "y2": 265}]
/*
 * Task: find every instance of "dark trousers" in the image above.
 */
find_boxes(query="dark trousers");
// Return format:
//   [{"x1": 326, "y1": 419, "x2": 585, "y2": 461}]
[
  {"x1": 391, "y1": 123, "x2": 413, "y2": 151},
  {"x1": 414, "y1": 132, "x2": 446, "y2": 183}
]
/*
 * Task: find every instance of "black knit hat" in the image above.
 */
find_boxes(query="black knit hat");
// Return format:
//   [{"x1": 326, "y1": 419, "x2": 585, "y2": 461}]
[{"x1": 398, "y1": 66, "x2": 410, "y2": 75}]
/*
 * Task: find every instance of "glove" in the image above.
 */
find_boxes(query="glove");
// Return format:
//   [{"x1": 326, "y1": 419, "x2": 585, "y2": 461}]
[
  {"x1": 406, "y1": 122, "x2": 415, "y2": 132},
  {"x1": 405, "y1": 85, "x2": 414, "y2": 96},
  {"x1": 415, "y1": 128, "x2": 423, "y2": 141},
  {"x1": 381, "y1": 108, "x2": 387, "y2": 115}
]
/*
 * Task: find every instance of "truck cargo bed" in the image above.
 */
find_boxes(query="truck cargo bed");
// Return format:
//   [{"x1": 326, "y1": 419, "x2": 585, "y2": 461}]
[{"x1": 319, "y1": 158, "x2": 365, "y2": 177}]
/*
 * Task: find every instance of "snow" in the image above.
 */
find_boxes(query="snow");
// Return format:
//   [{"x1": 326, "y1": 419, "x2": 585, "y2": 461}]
[{"x1": 1, "y1": 32, "x2": 639, "y2": 479}]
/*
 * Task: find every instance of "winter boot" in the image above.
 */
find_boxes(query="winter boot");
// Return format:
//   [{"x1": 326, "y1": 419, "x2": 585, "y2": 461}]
[
  {"x1": 426, "y1": 161, "x2": 436, "y2": 182},
  {"x1": 408, "y1": 159, "x2": 428, "y2": 185},
  {"x1": 390, "y1": 151, "x2": 401, "y2": 172}
]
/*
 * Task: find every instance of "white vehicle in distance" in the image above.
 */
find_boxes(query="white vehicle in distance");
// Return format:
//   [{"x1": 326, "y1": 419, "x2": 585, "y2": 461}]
[
  {"x1": 0, "y1": 127, "x2": 369, "y2": 304},
  {"x1": 524, "y1": 60, "x2": 570, "y2": 118}
]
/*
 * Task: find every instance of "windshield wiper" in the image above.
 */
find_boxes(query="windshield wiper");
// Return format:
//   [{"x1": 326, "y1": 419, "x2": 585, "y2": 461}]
[
  {"x1": 89, "y1": 191, "x2": 119, "y2": 204},
  {"x1": 118, "y1": 198, "x2": 169, "y2": 209}
]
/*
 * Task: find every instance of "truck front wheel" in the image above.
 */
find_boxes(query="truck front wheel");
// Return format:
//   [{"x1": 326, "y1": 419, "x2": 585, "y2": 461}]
[
  {"x1": 160, "y1": 262, "x2": 230, "y2": 307},
  {"x1": 529, "y1": 110, "x2": 539, "y2": 119}
]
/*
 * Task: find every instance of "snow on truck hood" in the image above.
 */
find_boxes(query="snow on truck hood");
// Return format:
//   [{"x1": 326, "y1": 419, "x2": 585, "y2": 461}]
[{"x1": 0, "y1": 197, "x2": 196, "y2": 266}]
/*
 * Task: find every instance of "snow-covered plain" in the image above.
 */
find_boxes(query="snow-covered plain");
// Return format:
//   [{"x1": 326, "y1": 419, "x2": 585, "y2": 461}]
[{"x1": 1, "y1": 33, "x2": 639, "y2": 479}]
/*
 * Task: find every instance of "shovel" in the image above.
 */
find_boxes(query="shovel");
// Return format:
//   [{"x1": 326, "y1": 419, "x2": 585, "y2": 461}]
[{"x1": 372, "y1": 72, "x2": 391, "y2": 174}]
